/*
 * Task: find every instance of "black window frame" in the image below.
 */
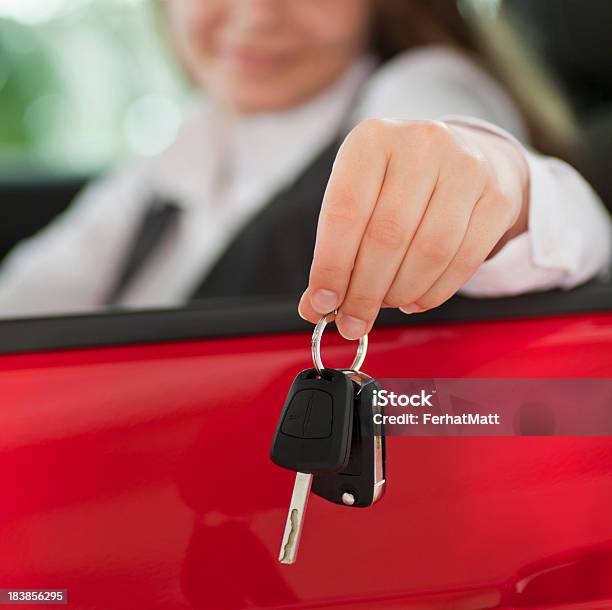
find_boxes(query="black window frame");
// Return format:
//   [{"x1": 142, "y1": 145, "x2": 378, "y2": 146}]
[{"x1": 0, "y1": 280, "x2": 610, "y2": 355}]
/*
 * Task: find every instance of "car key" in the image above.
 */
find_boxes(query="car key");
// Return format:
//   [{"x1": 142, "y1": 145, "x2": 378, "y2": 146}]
[
  {"x1": 312, "y1": 370, "x2": 386, "y2": 507},
  {"x1": 271, "y1": 366, "x2": 354, "y2": 564},
  {"x1": 270, "y1": 312, "x2": 370, "y2": 564},
  {"x1": 270, "y1": 367, "x2": 354, "y2": 474}
]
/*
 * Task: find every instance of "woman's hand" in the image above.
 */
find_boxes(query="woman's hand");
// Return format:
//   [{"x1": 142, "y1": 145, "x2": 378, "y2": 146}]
[{"x1": 299, "y1": 119, "x2": 530, "y2": 339}]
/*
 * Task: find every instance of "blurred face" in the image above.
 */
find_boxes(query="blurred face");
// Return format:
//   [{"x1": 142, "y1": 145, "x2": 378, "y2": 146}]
[{"x1": 165, "y1": 0, "x2": 372, "y2": 112}]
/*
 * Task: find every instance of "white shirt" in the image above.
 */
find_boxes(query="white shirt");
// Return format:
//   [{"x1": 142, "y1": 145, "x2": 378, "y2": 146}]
[{"x1": 0, "y1": 47, "x2": 609, "y2": 318}]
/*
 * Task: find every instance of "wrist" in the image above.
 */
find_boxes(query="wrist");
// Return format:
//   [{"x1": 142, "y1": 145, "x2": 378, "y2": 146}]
[{"x1": 491, "y1": 132, "x2": 530, "y2": 255}]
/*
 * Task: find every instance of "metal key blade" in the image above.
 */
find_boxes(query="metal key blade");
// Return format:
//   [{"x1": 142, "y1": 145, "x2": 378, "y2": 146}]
[{"x1": 278, "y1": 471, "x2": 312, "y2": 564}]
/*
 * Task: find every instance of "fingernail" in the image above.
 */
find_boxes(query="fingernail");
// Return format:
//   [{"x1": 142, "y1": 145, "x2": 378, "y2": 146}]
[
  {"x1": 311, "y1": 289, "x2": 339, "y2": 314},
  {"x1": 337, "y1": 315, "x2": 367, "y2": 340},
  {"x1": 400, "y1": 303, "x2": 425, "y2": 314},
  {"x1": 297, "y1": 292, "x2": 308, "y2": 321},
  {"x1": 297, "y1": 305, "x2": 308, "y2": 321}
]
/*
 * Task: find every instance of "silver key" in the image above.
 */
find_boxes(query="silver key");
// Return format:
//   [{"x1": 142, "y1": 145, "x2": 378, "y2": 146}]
[{"x1": 278, "y1": 471, "x2": 312, "y2": 564}]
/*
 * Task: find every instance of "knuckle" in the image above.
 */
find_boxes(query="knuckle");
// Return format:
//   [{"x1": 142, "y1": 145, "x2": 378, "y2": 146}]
[
  {"x1": 342, "y1": 292, "x2": 380, "y2": 317},
  {"x1": 366, "y1": 216, "x2": 406, "y2": 250},
  {"x1": 350, "y1": 118, "x2": 391, "y2": 143},
  {"x1": 453, "y1": 251, "x2": 482, "y2": 276},
  {"x1": 483, "y1": 187, "x2": 516, "y2": 222},
  {"x1": 485, "y1": 185, "x2": 511, "y2": 207},
  {"x1": 410, "y1": 120, "x2": 452, "y2": 145},
  {"x1": 310, "y1": 261, "x2": 350, "y2": 285},
  {"x1": 457, "y1": 151, "x2": 488, "y2": 182},
  {"x1": 413, "y1": 237, "x2": 454, "y2": 266},
  {"x1": 321, "y1": 192, "x2": 358, "y2": 224}
]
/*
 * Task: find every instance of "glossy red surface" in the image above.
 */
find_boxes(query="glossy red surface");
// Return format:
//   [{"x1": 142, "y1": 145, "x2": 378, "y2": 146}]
[{"x1": 1, "y1": 313, "x2": 612, "y2": 610}]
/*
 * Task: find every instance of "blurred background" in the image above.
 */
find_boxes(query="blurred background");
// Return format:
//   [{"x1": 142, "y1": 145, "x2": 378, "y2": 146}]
[
  {"x1": 0, "y1": 0, "x2": 189, "y2": 176},
  {"x1": 0, "y1": 0, "x2": 610, "y2": 310}
]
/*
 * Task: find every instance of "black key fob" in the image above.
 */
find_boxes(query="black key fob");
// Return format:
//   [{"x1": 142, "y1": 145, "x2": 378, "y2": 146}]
[
  {"x1": 270, "y1": 368, "x2": 354, "y2": 475},
  {"x1": 312, "y1": 371, "x2": 386, "y2": 507}
]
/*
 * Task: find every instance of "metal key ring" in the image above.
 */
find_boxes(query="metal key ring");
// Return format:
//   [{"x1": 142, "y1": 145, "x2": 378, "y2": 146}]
[{"x1": 311, "y1": 311, "x2": 368, "y2": 374}]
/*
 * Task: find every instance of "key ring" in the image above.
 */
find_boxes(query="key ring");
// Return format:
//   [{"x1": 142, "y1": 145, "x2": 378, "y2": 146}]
[{"x1": 311, "y1": 311, "x2": 368, "y2": 374}]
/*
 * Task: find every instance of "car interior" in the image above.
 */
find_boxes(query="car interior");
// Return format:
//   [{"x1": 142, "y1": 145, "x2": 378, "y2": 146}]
[{"x1": 0, "y1": 0, "x2": 611, "y2": 354}]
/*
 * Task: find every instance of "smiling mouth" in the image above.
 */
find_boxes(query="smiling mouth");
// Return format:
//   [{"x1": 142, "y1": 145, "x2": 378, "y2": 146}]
[{"x1": 221, "y1": 46, "x2": 293, "y2": 74}]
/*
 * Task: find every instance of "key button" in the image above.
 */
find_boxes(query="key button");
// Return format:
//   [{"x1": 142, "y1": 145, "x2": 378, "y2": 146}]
[
  {"x1": 303, "y1": 390, "x2": 333, "y2": 438},
  {"x1": 281, "y1": 390, "x2": 332, "y2": 439}
]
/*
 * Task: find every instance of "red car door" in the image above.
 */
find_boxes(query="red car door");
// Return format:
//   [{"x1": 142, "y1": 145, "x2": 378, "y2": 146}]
[{"x1": 0, "y1": 283, "x2": 611, "y2": 610}]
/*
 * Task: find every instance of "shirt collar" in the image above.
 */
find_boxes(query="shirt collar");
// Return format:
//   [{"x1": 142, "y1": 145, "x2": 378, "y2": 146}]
[{"x1": 151, "y1": 55, "x2": 377, "y2": 211}]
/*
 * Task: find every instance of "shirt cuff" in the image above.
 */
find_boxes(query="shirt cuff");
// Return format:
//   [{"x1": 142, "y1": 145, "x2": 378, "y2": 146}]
[{"x1": 440, "y1": 115, "x2": 612, "y2": 297}]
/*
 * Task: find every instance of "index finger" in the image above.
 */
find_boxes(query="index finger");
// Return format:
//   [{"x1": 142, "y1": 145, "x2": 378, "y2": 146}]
[{"x1": 307, "y1": 121, "x2": 390, "y2": 315}]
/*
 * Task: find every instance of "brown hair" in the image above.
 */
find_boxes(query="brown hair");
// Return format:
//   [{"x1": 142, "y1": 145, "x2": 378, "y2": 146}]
[
  {"x1": 370, "y1": 0, "x2": 580, "y2": 161},
  {"x1": 371, "y1": 0, "x2": 478, "y2": 59}
]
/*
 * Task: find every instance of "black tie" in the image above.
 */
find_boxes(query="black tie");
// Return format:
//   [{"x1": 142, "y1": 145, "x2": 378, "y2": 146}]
[{"x1": 104, "y1": 199, "x2": 180, "y2": 305}]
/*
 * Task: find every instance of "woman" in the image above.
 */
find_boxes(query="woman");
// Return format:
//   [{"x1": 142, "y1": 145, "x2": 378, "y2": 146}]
[{"x1": 0, "y1": 0, "x2": 609, "y2": 340}]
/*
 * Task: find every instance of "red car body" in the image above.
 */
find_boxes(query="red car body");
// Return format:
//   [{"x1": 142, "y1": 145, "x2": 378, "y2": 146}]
[{"x1": 0, "y1": 293, "x2": 611, "y2": 609}]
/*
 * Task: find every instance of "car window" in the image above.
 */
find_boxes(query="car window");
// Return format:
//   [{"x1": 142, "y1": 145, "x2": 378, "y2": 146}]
[{"x1": 0, "y1": 0, "x2": 610, "y2": 337}]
